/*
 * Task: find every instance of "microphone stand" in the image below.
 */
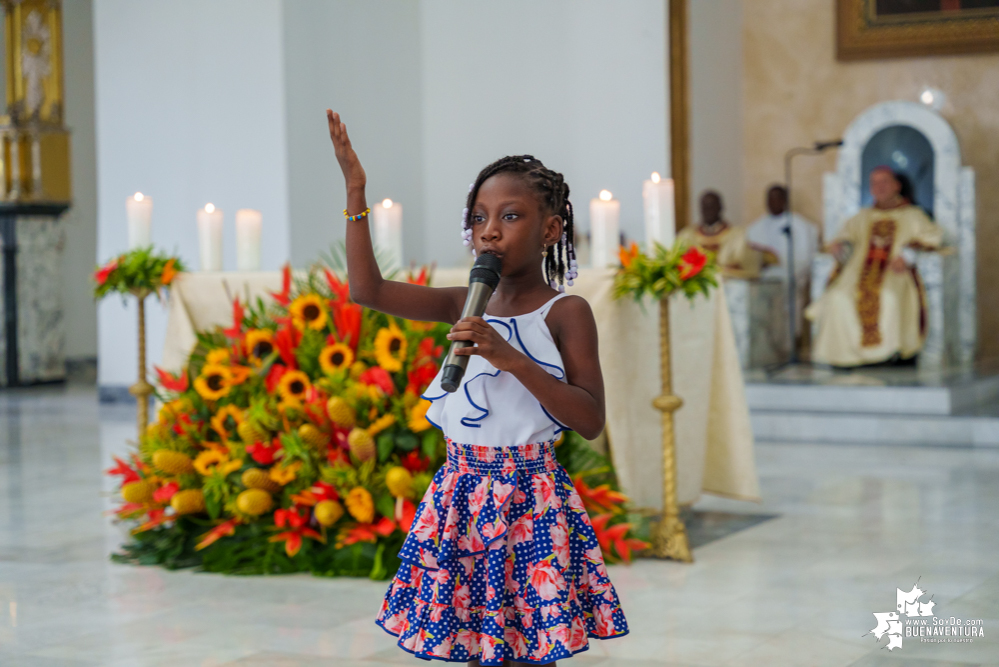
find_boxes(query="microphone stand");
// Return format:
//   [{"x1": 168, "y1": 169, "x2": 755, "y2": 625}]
[{"x1": 768, "y1": 141, "x2": 841, "y2": 375}]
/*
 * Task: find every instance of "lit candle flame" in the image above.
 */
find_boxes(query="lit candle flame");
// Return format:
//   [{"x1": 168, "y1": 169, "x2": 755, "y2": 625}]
[
  {"x1": 134, "y1": 192, "x2": 144, "y2": 201},
  {"x1": 382, "y1": 198, "x2": 393, "y2": 208},
  {"x1": 651, "y1": 172, "x2": 660, "y2": 184},
  {"x1": 205, "y1": 203, "x2": 215, "y2": 213},
  {"x1": 599, "y1": 190, "x2": 613, "y2": 201},
  {"x1": 920, "y1": 89, "x2": 934, "y2": 106}
]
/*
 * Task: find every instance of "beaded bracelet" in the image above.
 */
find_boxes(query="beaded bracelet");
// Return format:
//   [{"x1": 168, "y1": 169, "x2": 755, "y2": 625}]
[{"x1": 343, "y1": 208, "x2": 370, "y2": 222}]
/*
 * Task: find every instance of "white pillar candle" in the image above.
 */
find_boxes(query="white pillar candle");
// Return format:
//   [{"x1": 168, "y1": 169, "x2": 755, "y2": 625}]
[
  {"x1": 235, "y1": 208, "x2": 262, "y2": 271},
  {"x1": 196, "y1": 203, "x2": 224, "y2": 271},
  {"x1": 642, "y1": 172, "x2": 675, "y2": 249},
  {"x1": 125, "y1": 192, "x2": 152, "y2": 249},
  {"x1": 589, "y1": 190, "x2": 620, "y2": 268},
  {"x1": 372, "y1": 198, "x2": 403, "y2": 269}
]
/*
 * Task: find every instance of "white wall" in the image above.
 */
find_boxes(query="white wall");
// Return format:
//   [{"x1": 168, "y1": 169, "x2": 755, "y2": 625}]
[
  {"x1": 93, "y1": 0, "x2": 289, "y2": 387},
  {"x1": 282, "y1": 0, "x2": 423, "y2": 269},
  {"x1": 419, "y1": 0, "x2": 669, "y2": 266},
  {"x1": 62, "y1": 0, "x2": 99, "y2": 359},
  {"x1": 690, "y1": 0, "x2": 743, "y2": 225}
]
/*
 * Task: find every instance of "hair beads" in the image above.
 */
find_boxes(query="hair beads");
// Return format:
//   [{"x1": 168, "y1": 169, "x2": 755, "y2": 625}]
[{"x1": 461, "y1": 155, "x2": 577, "y2": 291}]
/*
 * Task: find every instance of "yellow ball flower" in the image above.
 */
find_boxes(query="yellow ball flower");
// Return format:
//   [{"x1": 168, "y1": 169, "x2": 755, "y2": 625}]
[
  {"x1": 289, "y1": 293, "x2": 328, "y2": 331},
  {"x1": 121, "y1": 480, "x2": 156, "y2": 504},
  {"x1": 205, "y1": 348, "x2": 231, "y2": 365},
  {"x1": 152, "y1": 450, "x2": 195, "y2": 475},
  {"x1": 314, "y1": 500, "x2": 345, "y2": 527},
  {"x1": 386, "y1": 466, "x2": 414, "y2": 498},
  {"x1": 194, "y1": 363, "x2": 232, "y2": 401},
  {"x1": 319, "y1": 342, "x2": 354, "y2": 375},
  {"x1": 277, "y1": 370, "x2": 311, "y2": 404},
  {"x1": 373, "y1": 322, "x2": 407, "y2": 372},
  {"x1": 244, "y1": 329, "x2": 276, "y2": 364},
  {"x1": 171, "y1": 489, "x2": 206, "y2": 515},
  {"x1": 268, "y1": 460, "x2": 303, "y2": 486},
  {"x1": 236, "y1": 488, "x2": 273, "y2": 516}
]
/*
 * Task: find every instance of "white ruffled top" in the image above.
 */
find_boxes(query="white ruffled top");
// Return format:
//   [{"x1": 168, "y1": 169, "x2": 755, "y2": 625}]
[{"x1": 422, "y1": 292, "x2": 570, "y2": 448}]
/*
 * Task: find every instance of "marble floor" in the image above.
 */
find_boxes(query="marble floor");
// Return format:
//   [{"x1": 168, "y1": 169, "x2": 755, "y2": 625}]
[{"x1": 1, "y1": 386, "x2": 997, "y2": 667}]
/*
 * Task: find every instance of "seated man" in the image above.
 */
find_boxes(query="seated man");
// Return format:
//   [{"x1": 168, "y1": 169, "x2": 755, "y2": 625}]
[
  {"x1": 679, "y1": 190, "x2": 772, "y2": 279},
  {"x1": 805, "y1": 167, "x2": 942, "y2": 367},
  {"x1": 747, "y1": 184, "x2": 819, "y2": 332}
]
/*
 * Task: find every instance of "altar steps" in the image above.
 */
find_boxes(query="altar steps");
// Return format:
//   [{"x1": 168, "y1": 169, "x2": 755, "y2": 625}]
[{"x1": 744, "y1": 364, "x2": 999, "y2": 447}]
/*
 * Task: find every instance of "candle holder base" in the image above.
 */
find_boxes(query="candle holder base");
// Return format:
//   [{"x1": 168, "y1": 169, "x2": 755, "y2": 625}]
[{"x1": 650, "y1": 512, "x2": 693, "y2": 562}]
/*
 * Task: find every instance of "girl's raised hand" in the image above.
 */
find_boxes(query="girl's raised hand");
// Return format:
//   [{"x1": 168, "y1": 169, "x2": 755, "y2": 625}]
[
  {"x1": 326, "y1": 110, "x2": 366, "y2": 190},
  {"x1": 447, "y1": 317, "x2": 525, "y2": 372}
]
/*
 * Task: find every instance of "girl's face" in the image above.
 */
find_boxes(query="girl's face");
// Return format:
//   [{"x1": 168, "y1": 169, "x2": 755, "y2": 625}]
[{"x1": 469, "y1": 173, "x2": 561, "y2": 277}]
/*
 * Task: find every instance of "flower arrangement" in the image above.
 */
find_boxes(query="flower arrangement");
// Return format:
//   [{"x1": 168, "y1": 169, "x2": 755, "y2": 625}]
[
  {"x1": 93, "y1": 246, "x2": 184, "y2": 299},
  {"x1": 107, "y1": 261, "x2": 647, "y2": 578},
  {"x1": 612, "y1": 241, "x2": 717, "y2": 302}
]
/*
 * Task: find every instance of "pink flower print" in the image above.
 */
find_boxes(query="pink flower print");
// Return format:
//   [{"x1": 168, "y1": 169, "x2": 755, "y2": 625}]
[
  {"x1": 549, "y1": 623, "x2": 569, "y2": 649},
  {"x1": 532, "y1": 627, "x2": 551, "y2": 660},
  {"x1": 509, "y1": 513, "x2": 534, "y2": 545},
  {"x1": 532, "y1": 474, "x2": 561, "y2": 513},
  {"x1": 540, "y1": 604, "x2": 562, "y2": 621},
  {"x1": 595, "y1": 603, "x2": 616, "y2": 636},
  {"x1": 458, "y1": 453, "x2": 469, "y2": 471},
  {"x1": 468, "y1": 478, "x2": 489, "y2": 515},
  {"x1": 504, "y1": 626, "x2": 529, "y2": 657},
  {"x1": 513, "y1": 487, "x2": 527, "y2": 504},
  {"x1": 479, "y1": 634, "x2": 500, "y2": 662},
  {"x1": 455, "y1": 628, "x2": 478, "y2": 656},
  {"x1": 457, "y1": 522, "x2": 484, "y2": 553},
  {"x1": 442, "y1": 502, "x2": 460, "y2": 540},
  {"x1": 429, "y1": 601, "x2": 448, "y2": 622},
  {"x1": 410, "y1": 565, "x2": 425, "y2": 585},
  {"x1": 524, "y1": 443, "x2": 540, "y2": 460},
  {"x1": 403, "y1": 626, "x2": 432, "y2": 653},
  {"x1": 453, "y1": 583, "x2": 471, "y2": 622},
  {"x1": 439, "y1": 470, "x2": 457, "y2": 495},
  {"x1": 569, "y1": 616, "x2": 588, "y2": 650},
  {"x1": 504, "y1": 554, "x2": 520, "y2": 594},
  {"x1": 430, "y1": 567, "x2": 450, "y2": 586},
  {"x1": 550, "y1": 522, "x2": 569, "y2": 568},
  {"x1": 527, "y1": 559, "x2": 565, "y2": 601},
  {"x1": 514, "y1": 595, "x2": 535, "y2": 628},
  {"x1": 419, "y1": 547, "x2": 438, "y2": 570},
  {"x1": 492, "y1": 480, "x2": 514, "y2": 508},
  {"x1": 412, "y1": 505, "x2": 439, "y2": 542},
  {"x1": 382, "y1": 611, "x2": 407, "y2": 634},
  {"x1": 430, "y1": 631, "x2": 454, "y2": 658},
  {"x1": 480, "y1": 519, "x2": 505, "y2": 543},
  {"x1": 500, "y1": 457, "x2": 516, "y2": 475},
  {"x1": 567, "y1": 488, "x2": 587, "y2": 513},
  {"x1": 567, "y1": 582, "x2": 579, "y2": 605},
  {"x1": 486, "y1": 584, "x2": 498, "y2": 601},
  {"x1": 483, "y1": 446, "x2": 497, "y2": 462},
  {"x1": 458, "y1": 555, "x2": 475, "y2": 580}
]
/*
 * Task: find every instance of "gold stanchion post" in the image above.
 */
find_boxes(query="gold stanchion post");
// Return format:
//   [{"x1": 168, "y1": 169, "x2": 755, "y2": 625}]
[
  {"x1": 650, "y1": 295, "x2": 693, "y2": 562},
  {"x1": 128, "y1": 288, "x2": 153, "y2": 437}
]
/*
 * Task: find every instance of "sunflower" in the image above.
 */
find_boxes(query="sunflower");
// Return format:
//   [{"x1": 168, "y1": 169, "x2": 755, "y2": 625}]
[
  {"x1": 277, "y1": 370, "x2": 311, "y2": 404},
  {"x1": 206, "y1": 348, "x2": 230, "y2": 365},
  {"x1": 193, "y1": 450, "x2": 242, "y2": 477},
  {"x1": 289, "y1": 294, "x2": 328, "y2": 331},
  {"x1": 194, "y1": 363, "x2": 232, "y2": 401},
  {"x1": 408, "y1": 399, "x2": 433, "y2": 433},
  {"x1": 211, "y1": 404, "x2": 243, "y2": 443},
  {"x1": 319, "y1": 343, "x2": 354, "y2": 375},
  {"x1": 244, "y1": 329, "x2": 275, "y2": 364},
  {"x1": 373, "y1": 322, "x2": 407, "y2": 372}
]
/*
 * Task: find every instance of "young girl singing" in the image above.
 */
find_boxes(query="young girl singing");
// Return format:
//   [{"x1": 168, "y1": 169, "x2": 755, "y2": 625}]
[{"x1": 327, "y1": 110, "x2": 629, "y2": 667}]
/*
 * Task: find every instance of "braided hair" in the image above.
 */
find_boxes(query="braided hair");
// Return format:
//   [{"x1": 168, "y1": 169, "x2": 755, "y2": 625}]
[{"x1": 461, "y1": 155, "x2": 578, "y2": 292}]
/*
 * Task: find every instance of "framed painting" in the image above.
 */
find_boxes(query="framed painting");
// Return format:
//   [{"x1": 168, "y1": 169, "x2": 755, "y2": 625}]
[{"x1": 837, "y1": 0, "x2": 999, "y2": 60}]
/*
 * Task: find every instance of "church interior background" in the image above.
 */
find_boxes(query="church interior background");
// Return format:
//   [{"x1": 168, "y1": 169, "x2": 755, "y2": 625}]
[{"x1": 1, "y1": 1, "x2": 997, "y2": 665}]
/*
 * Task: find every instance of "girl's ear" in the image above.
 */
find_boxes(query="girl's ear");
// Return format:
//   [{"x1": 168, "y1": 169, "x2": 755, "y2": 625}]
[{"x1": 544, "y1": 214, "x2": 563, "y2": 245}]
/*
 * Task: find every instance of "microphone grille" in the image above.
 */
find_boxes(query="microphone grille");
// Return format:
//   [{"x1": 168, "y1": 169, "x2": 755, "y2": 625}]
[{"x1": 470, "y1": 252, "x2": 502, "y2": 288}]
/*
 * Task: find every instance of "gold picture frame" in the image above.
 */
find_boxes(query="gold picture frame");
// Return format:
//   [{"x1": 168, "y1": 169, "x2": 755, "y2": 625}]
[{"x1": 837, "y1": 0, "x2": 999, "y2": 60}]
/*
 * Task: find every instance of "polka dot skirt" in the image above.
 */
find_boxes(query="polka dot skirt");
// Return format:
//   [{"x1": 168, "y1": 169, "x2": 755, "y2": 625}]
[{"x1": 375, "y1": 438, "x2": 629, "y2": 664}]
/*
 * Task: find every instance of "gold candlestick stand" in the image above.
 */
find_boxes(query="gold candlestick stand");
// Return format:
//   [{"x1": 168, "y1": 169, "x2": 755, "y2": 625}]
[
  {"x1": 127, "y1": 288, "x2": 153, "y2": 437},
  {"x1": 650, "y1": 295, "x2": 693, "y2": 562}
]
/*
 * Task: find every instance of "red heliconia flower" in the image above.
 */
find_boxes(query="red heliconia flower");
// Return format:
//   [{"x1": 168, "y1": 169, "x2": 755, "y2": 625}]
[
  {"x1": 154, "y1": 366, "x2": 189, "y2": 393},
  {"x1": 265, "y1": 364, "x2": 288, "y2": 393},
  {"x1": 678, "y1": 247, "x2": 708, "y2": 280},
  {"x1": 618, "y1": 242, "x2": 640, "y2": 269},
  {"x1": 94, "y1": 258, "x2": 120, "y2": 286},
  {"x1": 153, "y1": 481, "x2": 179, "y2": 503},
  {"x1": 359, "y1": 367, "x2": 395, "y2": 396},
  {"x1": 406, "y1": 362, "x2": 438, "y2": 396},
  {"x1": 589, "y1": 514, "x2": 649, "y2": 564},
  {"x1": 327, "y1": 446, "x2": 350, "y2": 466},
  {"x1": 273, "y1": 317, "x2": 301, "y2": 368},
  {"x1": 323, "y1": 268, "x2": 351, "y2": 304},
  {"x1": 195, "y1": 518, "x2": 241, "y2": 551},
  {"x1": 395, "y1": 497, "x2": 416, "y2": 532},
  {"x1": 400, "y1": 451, "x2": 430, "y2": 474},
  {"x1": 105, "y1": 455, "x2": 141, "y2": 484},
  {"x1": 270, "y1": 507, "x2": 324, "y2": 557},
  {"x1": 247, "y1": 438, "x2": 282, "y2": 465},
  {"x1": 333, "y1": 303, "x2": 362, "y2": 351},
  {"x1": 343, "y1": 516, "x2": 396, "y2": 545},
  {"x1": 222, "y1": 298, "x2": 245, "y2": 339},
  {"x1": 269, "y1": 263, "x2": 292, "y2": 306},
  {"x1": 573, "y1": 475, "x2": 629, "y2": 515},
  {"x1": 407, "y1": 266, "x2": 429, "y2": 286}
]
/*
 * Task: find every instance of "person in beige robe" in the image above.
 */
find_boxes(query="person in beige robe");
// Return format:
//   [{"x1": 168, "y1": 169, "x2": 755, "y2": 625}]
[
  {"x1": 679, "y1": 190, "x2": 772, "y2": 279},
  {"x1": 805, "y1": 168, "x2": 943, "y2": 367}
]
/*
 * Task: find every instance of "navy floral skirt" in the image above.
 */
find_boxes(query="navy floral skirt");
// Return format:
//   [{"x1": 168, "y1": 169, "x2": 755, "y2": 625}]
[{"x1": 375, "y1": 438, "x2": 629, "y2": 664}]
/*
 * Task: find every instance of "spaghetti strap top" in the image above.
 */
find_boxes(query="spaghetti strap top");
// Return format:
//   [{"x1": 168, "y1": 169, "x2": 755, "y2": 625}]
[{"x1": 421, "y1": 292, "x2": 571, "y2": 448}]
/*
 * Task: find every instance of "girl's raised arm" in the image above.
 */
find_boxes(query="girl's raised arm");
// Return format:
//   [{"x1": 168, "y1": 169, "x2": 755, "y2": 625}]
[{"x1": 327, "y1": 110, "x2": 466, "y2": 324}]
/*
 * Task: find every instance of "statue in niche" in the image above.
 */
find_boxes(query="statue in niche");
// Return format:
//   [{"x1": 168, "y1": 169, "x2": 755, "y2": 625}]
[
  {"x1": 678, "y1": 190, "x2": 774, "y2": 280},
  {"x1": 805, "y1": 167, "x2": 942, "y2": 367}
]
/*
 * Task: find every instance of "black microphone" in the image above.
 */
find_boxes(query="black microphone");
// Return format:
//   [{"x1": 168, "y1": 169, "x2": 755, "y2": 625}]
[
  {"x1": 440, "y1": 252, "x2": 503, "y2": 393},
  {"x1": 814, "y1": 139, "x2": 844, "y2": 150}
]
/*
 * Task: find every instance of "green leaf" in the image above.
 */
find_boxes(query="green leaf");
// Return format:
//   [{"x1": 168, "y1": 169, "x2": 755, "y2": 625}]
[
  {"x1": 377, "y1": 432, "x2": 395, "y2": 462},
  {"x1": 375, "y1": 493, "x2": 395, "y2": 521},
  {"x1": 395, "y1": 432, "x2": 418, "y2": 452},
  {"x1": 421, "y1": 430, "x2": 439, "y2": 460}
]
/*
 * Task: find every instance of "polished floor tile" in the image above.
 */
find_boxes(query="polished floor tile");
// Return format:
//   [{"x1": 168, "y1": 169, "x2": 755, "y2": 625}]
[{"x1": 1, "y1": 386, "x2": 997, "y2": 666}]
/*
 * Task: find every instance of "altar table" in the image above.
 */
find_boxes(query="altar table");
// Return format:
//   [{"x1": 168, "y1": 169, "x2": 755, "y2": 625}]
[{"x1": 161, "y1": 268, "x2": 760, "y2": 508}]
